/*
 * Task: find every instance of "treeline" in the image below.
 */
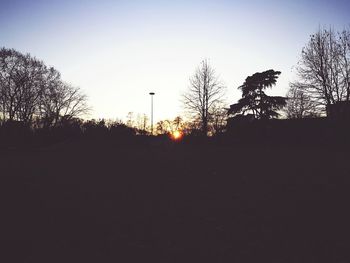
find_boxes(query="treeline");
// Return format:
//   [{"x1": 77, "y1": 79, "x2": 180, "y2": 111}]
[
  {"x1": 1, "y1": 26, "x2": 349, "y2": 145},
  {"x1": 0, "y1": 116, "x2": 217, "y2": 148},
  {"x1": 0, "y1": 118, "x2": 138, "y2": 147}
]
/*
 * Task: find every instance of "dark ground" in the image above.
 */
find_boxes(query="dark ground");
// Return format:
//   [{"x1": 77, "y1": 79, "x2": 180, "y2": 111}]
[{"x1": 0, "y1": 138, "x2": 350, "y2": 263}]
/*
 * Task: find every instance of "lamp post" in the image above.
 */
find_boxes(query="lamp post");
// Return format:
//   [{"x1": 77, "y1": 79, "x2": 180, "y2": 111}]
[{"x1": 149, "y1": 92, "x2": 155, "y2": 135}]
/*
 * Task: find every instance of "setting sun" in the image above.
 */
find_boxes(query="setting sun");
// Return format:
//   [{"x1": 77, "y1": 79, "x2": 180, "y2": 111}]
[{"x1": 171, "y1": 130, "x2": 183, "y2": 141}]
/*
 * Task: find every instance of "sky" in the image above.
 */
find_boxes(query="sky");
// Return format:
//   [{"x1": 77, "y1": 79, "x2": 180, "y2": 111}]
[{"x1": 0, "y1": 0, "x2": 349, "y2": 123}]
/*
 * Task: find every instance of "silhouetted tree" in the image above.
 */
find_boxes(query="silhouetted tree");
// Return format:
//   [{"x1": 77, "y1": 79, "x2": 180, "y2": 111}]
[
  {"x1": 229, "y1": 70, "x2": 286, "y2": 119},
  {"x1": 136, "y1": 113, "x2": 149, "y2": 135},
  {"x1": 126, "y1": 112, "x2": 135, "y2": 128},
  {"x1": 156, "y1": 120, "x2": 168, "y2": 135},
  {"x1": 183, "y1": 59, "x2": 225, "y2": 135},
  {"x1": 155, "y1": 116, "x2": 184, "y2": 135},
  {"x1": 0, "y1": 47, "x2": 89, "y2": 126},
  {"x1": 285, "y1": 86, "x2": 319, "y2": 118},
  {"x1": 82, "y1": 119, "x2": 108, "y2": 137},
  {"x1": 293, "y1": 27, "x2": 350, "y2": 112},
  {"x1": 0, "y1": 48, "x2": 45, "y2": 122},
  {"x1": 109, "y1": 120, "x2": 136, "y2": 137},
  {"x1": 210, "y1": 104, "x2": 227, "y2": 135},
  {"x1": 181, "y1": 118, "x2": 202, "y2": 136},
  {"x1": 172, "y1": 116, "x2": 183, "y2": 131},
  {"x1": 39, "y1": 81, "x2": 89, "y2": 127}
]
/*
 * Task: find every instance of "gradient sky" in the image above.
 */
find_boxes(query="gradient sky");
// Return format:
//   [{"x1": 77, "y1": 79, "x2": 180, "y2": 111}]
[{"x1": 1, "y1": 0, "x2": 349, "y2": 122}]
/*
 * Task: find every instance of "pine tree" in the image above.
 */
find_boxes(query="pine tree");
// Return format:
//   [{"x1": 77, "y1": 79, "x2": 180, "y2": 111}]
[{"x1": 229, "y1": 70, "x2": 286, "y2": 119}]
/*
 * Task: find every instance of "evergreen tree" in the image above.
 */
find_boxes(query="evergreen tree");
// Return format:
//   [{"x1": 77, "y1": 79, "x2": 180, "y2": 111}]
[{"x1": 229, "y1": 69, "x2": 286, "y2": 119}]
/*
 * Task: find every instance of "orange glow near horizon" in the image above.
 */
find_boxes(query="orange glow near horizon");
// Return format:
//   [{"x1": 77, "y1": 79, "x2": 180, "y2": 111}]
[{"x1": 171, "y1": 130, "x2": 183, "y2": 141}]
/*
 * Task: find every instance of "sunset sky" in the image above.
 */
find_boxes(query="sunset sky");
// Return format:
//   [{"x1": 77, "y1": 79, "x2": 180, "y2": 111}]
[{"x1": 1, "y1": 0, "x2": 349, "y2": 122}]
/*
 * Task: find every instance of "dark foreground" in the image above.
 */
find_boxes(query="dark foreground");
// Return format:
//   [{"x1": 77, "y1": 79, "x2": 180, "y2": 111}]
[{"x1": 0, "y1": 138, "x2": 349, "y2": 263}]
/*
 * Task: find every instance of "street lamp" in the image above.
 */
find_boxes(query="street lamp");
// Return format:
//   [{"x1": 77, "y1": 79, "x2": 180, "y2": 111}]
[{"x1": 149, "y1": 92, "x2": 155, "y2": 135}]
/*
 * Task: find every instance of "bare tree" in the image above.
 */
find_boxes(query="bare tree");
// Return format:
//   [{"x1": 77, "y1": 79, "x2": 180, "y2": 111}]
[
  {"x1": 155, "y1": 116, "x2": 184, "y2": 135},
  {"x1": 172, "y1": 116, "x2": 183, "y2": 132},
  {"x1": 0, "y1": 47, "x2": 89, "y2": 126},
  {"x1": 210, "y1": 103, "x2": 227, "y2": 135},
  {"x1": 0, "y1": 48, "x2": 42, "y2": 122},
  {"x1": 126, "y1": 112, "x2": 135, "y2": 128},
  {"x1": 135, "y1": 113, "x2": 149, "y2": 134},
  {"x1": 40, "y1": 81, "x2": 89, "y2": 127},
  {"x1": 181, "y1": 118, "x2": 202, "y2": 136},
  {"x1": 156, "y1": 120, "x2": 167, "y2": 135},
  {"x1": 14, "y1": 55, "x2": 47, "y2": 123},
  {"x1": 293, "y1": 27, "x2": 350, "y2": 112},
  {"x1": 285, "y1": 86, "x2": 319, "y2": 119},
  {"x1": 182, "y1": 59, "x2": 226, "y2": 135}
]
